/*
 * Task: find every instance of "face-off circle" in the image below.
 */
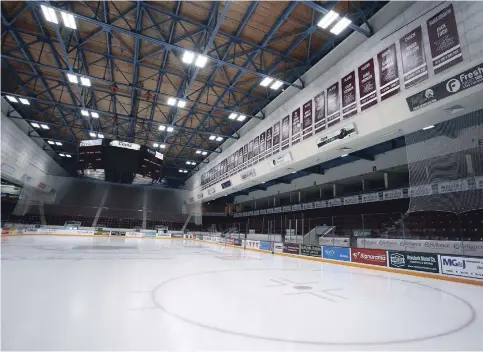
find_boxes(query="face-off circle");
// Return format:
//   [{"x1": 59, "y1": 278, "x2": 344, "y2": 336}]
[{"x1": 151, "y1": 268, "x2": 475, "y2": 346}]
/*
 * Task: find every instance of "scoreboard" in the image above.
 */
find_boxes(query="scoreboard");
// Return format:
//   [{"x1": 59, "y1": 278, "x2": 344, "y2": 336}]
[{"x1": 77, "y1": 139, "x2": 163, "y2": 184}]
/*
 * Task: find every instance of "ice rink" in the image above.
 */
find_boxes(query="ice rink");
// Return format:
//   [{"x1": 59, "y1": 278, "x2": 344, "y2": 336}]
[{"x1": 1, "y1": 235, "x2": 483, "y2": 350}]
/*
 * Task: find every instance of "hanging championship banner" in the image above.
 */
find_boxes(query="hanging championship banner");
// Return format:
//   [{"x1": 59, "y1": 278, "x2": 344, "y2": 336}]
[
  {"x1": 378, "y1": 43, "x2": 400, "y2": 101},
  {"x1": 242, "y1": 144, "x2": 248, "y2": 169},
  {"x1": 302, "y1": 99, "x2": 313, "y2": 140},
  {"x1": 281, "y1": 116, "x2": 290, "y2": 150},
  {"x1": 291, "y1": 108, "x2": 301, "y2": 145},
  {"x1": 327, "y1": 82, "x2": 340, "y2": 127},
  {"x1": 427, "y1": 4, "x2": 463, "y2": 74},
  {"x1": 342, "y1": 71, "x2": 357, "y2": 119},
  {"x1": 358, "y1": 58, "x2": 377, "y2": 111},
  {"x1": 314, "y1": 91, "x2": 326, "y2": 134},
  {"x1": 259, "y1": 132, "x2": 266, "y2": 161},
  {"x1": 248, "y1": 140, "x2": 254, "y2": 164},
  {"x1": 267, "y1": 126, "x2": 274, "y2": 156},
  {"x1": 237, "y1": 147, "x2": 243, "y2": 170},
  {"x1": 253, "y1": 136, "x2": 259, "y2": 164},
  {"x1": 400, "y1": 26, "x2": 428, "y2": 89}
]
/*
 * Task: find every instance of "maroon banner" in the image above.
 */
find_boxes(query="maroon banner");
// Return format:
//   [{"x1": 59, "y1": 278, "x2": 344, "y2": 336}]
[
  {"x1": 283, "y1": 243, "x2": 300, "y2": 255},
  {"x1": 302, "y1": 99, "x2": 313, "y2": 140},
  {"x1": 259, "y1": 132, "x2": 266, "y2": 160},
  {"x1": 427, "y1": 4, "x2": 462, "y2": 74},
  {"x1": 237, "y1": 148, "x2": 243, "y2": 169},
  {"x1": 291, "y1": 108, "x2": 301, "y2": 145},
  {"x1": 281, "y1": 116, "x2": 290, "y2": 150},
  {"x1": 242, "y1": 144, "x2": 248, "y2": 168},
  {"x1": 358, "y1": 58, "x2": 377, "y2": 111},
  {"x1": 378, "y1": 43, "x2": 400, "y2": 101},
  {"x1": 314, "y1": 91, "x2": 326, "y2": 134},
  {"x1": 327, "y1": 82, "x2": 340, "y2": 127},
  {"x1": 267, "y1": 126, "x2": 274, "y2": 156},
  {"x1": 253, "y1": 136, "x2": 259, "y2": 164},
  {"x1": 351, "y1": 248, "x2": 387, "y2": 266},
  {"x1": 342, "y1": 71, "x2": 357, "y2": 119},
  {"x1": 248, "y1": 140, "x2": 253, "y2": 163},
  {"x1": 400, "y1": 26, "x2": 428, "y2": 89},
  {"x1": 230, "y1": 154, "x2": 235, "y2": 174}
]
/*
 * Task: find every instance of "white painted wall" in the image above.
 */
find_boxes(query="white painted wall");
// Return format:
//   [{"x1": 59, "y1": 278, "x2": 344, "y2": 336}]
[{"x1": 187, "y1": 1, "x2": 483, "y2": 203}]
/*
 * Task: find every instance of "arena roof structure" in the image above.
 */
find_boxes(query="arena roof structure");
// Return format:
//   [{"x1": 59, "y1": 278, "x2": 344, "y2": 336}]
[{"x1": 1, "y1": 0, "x2": 387, "y2": 186}]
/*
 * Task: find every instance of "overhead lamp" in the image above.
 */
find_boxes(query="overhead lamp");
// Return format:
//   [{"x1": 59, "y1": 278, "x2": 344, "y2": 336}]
[
  {"x1": 270, "y1": 80, "x2": 283, "y2": 90},
  {"x1": 159, "y1": 125, "x2": 166, "y2": 131},
  {"x1": 195, "y1": 55, "x2": 208, "y2": 68},
  {"x1": 196, "y1": 150, "x2": 202, "y2": 154},
  {"x1": 186, "y1": 161, "x2": 191, "y2": 165},
  {"x1": 89, "y1": 132, "x2": 96, "y2": 137},
  {"x1": 167, "y1": 97, "x2": 177, "y2": 106},
  {"x1": 6, "y1": 95, "x2": 18, "y2": 103},
  {"x1": 41, "y1": 124, "x2": 49, "y2": 130},
  {"x1": 423, "y1": 125, "x2": 435, "y2": 130},
  {"x1": 159, "y1": 144, "x2": 166, "y2": 149},
  {"x1": 184, "y1": 170, "x2": 188, "y2": 173},
  {"x1": 55, "y1": 141, "x2": 62, "y2": 146},
  {"x1": 59, "y1": 153, "x2": 65, "y2": 157},
  {"x1": 341, "y1": 153, "x2": 348, "y2": 157},
  {"x1": 209, "y1": 135, "x2": 216, "y2": 140},
  {"x1": 80, "y1": 77, "x2": 91, "y2": 87},
  {"x1": 229, "y1": 113, "x2": 238, "y2": 120},
  {"x1": 60, "y1": 11, "x2": 76, "y2": 30},
  {"x1": 66, "y1": 154, "x2": 72, "y2": 158},
  {"x1": 67, "y1": 73, "x2": 78, "y2": 83},
  {"x1": 167, "y1": 126, "x2": 174, "y2": 132},
  {"x1": 177, "y1": 100, "x2": 186, "y2": 108},
  {"x1": 41, "y1": 5, "x2": 58, "y2": 24},
  {"x1": 202, "y1": 151, "x2": 208, "y2": 156},
  {"x1": 97, "y1": 133, "x2": 104, "y2": 139},
  {"x1": 216, "y1": 136, "x2": 223, "y2": 142},
  {"x1": 317, "y1": 10, "x2": 339, "y2": 29},
  {"x1": 31, "y1": 122, "x2": 40, "y2": 128},
  {"x1": 260, "y1": 77, "x2": 273, "y2": 87},
  {"x1": 81, "y1": 110, "x2": 89, "y2": 117},
  {"x1": 90, "y1": 112, "x2": 99, "y2": 118},
  {"x1": 182, "y1": 51, "x2": 195, "y2": 64},
  {"x1": 19, "y1": 98, "x2": 30, "y2": 105},
  {"x1": 330, "y1": 17, "x2": 352, "y2": 35},
  {"x1": 153, "y1": 143, "x2": 159, "y2": 148},
  {"x1": 48, "y1": 141, "x2": 55, "y2": 145},
  {"x1": 237, "y1": 115, "x2": 246, "y2": 122}
]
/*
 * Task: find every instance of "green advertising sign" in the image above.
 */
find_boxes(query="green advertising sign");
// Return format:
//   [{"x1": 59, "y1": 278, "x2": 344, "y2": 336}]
[{"x1": 388, "y1": 251, "x2": 439, "y2": 273}]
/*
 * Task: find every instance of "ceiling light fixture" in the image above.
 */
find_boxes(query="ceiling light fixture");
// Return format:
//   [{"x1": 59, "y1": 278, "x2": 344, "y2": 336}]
[
  {"x1": 31, "y1": 122, "x2": 40, "y2": 128},
  {"x1": 341, "y1": 153, "x2": 348, "y2": 157},
  {"x1": 6, "y1": 95, "x2": 18, "y2": 103},
  {"x1": 97, "y1": 133, "x2": 104, "y2": 139},
  {"x1": 202, "y1": 151, "x2": 208, "y2": 155},
  {"x1": 209, "y1": 135, "x2": 216, "y2": 140},
  {"x1": 330, "y1": 17, "x2": 352, "y2": 35},
  {"x1": 41, "y1": 5, "x2": 58, "y2": 24},
  {"x1": 195, "y1": 55, "x2": 208, "y2": 68},
  {"x1": 423, "y1": 125, "x2": 435, "y2": 130},
  {"x1": 59, "y1": 153, "x2": 65, "y2": 157},
  {"x1": 153, "y1": 143, "x2": 159, "y2": 148},
  {"x1": 159, "y1": 125, "x2": 166, "y2": 131},
  {"x1": 81, "y1": 110, "x2": 89, "y2": 117},
  {"x1": 160, "y1": 144, "x2": 166, "y2": 149},
  {"x1": 89, "y1": 132, "x2": 96, "y2": 137},
  {"x1": 19, "y1": 98, "x2": 30, "y2": 105},
  {"x1": 66, "y1": 154, "x2": 72, "y2": 158},
  {"x1": 182, "y1": 51, "x2": 195, "y2": 64},
  {"x1": 80, "y1": 77, "x2": 91, "y2": 87},
  {"x1": 216, "y1": 136, "x2": 223, "y2": 142},
  {"x1": 67, "y1": 73, "x2": 78, "y2": 83},
  {"x1": 60, "y1": 11, "x2": 76, "y2": 29},
  {"x1": 90, "y1": 112, "x2": 99, "y2": 118},
  {"x1": 260, "y1": 77, "x2": 273, "y2": 87},
  {"x1": 167, "y1": 97, "x2": 177, "y2": 106},
  {"x1": 237, "y1": 115, "x2": 246, "y2": 122},
  {"x1": 186, "y1": 161, "x2": 191, "y2": 165},
  {"x1": 196, "y1": 150, "x2": 202, "y2": 154},
  {"x1": 40, "y1": 124, "x2": 49, "y2": 130},
  {"x1": 167, "y1": 126, "x2": 174, "y2": 132},
  {"x1": 55, "y1": 142, "x2": 62, "y2": 146},
  {"x1": 317, "y1": 10, "x2": 339, "y2": 29},
  {"x1": 177, "y1": 100, "x2": 186, "y2": 108},
  {"x1": 270, "y1": 80, "x2": 283, "y2": 90},
  {"x1": 229, "y1": 113, "x2": 238, "y2": 120},
  {"x1": 48, "y1": 141, "x2": 55, "y2": 145}
]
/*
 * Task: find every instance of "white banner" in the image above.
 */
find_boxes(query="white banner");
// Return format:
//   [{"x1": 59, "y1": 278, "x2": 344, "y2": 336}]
[
  {"x1": 358, "y1": 238, "x2": 483, "y2": 256},
  {"x1": 80, "y1": 139, "x2": 103, "y2": 147},
  {"x1": 362, "y1": 192, "x2": 380, "y2": 203},
  {"x1": 409, "y1": 184, "x2": 433, "y2": 197},
  {"x1": 319, "y1": 237, "x2": 351, "y2": 247},
  {"x1": 328, "y1": 198, "x2": 342, "y2": 207},
  {"x1": 440, "y1": 255, "x2": 483, "y2": 280},
  {"x1": 274, "y1": 243, "x2": 284, "y2": 253},
  {"x1": 269, "y1": 152, "x2": 292, "y2": 168},
  {"x1": 475, "y1": 176, "x2": 483, "y2": 189},
  {"x1": 126, "y1": 232, "x2": 143, "y2": 237},
  {"x1": 109, "y1": 140, "x2": 141, "y2": 150},
  {"x1": 383, "y1": 189, "x2": 404, "y2": 200},
  {"x1": 437, "y1": 179, "x2": 469, "y2": 194},
  {"x1": 245, "y1": 240, "x2": 260, "y2": 249},
  {"x1": 343, "y1": 195, "x2": 359, "y2": 205}
]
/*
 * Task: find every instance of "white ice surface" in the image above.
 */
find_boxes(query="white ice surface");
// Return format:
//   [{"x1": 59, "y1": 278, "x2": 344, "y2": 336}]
[{"x1": 1, "y1": 235, "x2": 483, "y2": 351}]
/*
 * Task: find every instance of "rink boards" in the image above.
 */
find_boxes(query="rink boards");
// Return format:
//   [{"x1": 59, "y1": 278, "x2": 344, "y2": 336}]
[{"x1": 2, "y1": 229, "x2": 482, "y2": 286}]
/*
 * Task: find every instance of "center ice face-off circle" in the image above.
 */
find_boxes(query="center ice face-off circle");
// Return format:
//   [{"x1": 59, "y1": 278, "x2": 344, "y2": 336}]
[{"x1": 151, "y1": 268, "x2": 475, "y2": 346}]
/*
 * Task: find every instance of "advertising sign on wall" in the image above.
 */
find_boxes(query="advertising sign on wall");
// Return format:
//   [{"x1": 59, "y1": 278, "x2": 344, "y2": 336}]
[
  {"x1": 322, "y1": 246, "x2": 350, "y2": 261},
  {"x1": 245, "y1": 240, "x2": 260, "y2": 250},
  {"x1": 388, "y1": 251, "x2": 440, "y2": 273},
  {"x1": 301, "y1": 245, "x2": 322, "y2": 257},
  {"x1": 378, "y1": 43, "x2": 400, "y2": 101},
  {"x1": 427, "y1": 4, "x2": 463, "y2": 74},
  {"x1": 283, "y1": 243, "x2": 300, "y2": 255},
  {"x1": 342, "y1": 71, "x2": 357, "y2": 119},
  {"x1": 291, "y1": 108, "x2": 301, "y2": 145},
  {"x1": 302, "y1": 99, "x2": 313, "y2": 140},
  {"x1": 351, "y1": 248, "x2": 387, "y2": 266},
  {"x1": 281, "y1": 115, "x2": 290, "y2": 150},
  {"x1": 358, "y1": 58, "x2": 378, "y2": 111},
  {"x1": 326, "y1": 82, "x2": 341, "y2": 127},
  {"x1": 314, "y1": 91, "x2": 326, "y2": 134},
  {"x1": 260, "y1": 241, "x2": 271, "y2": 251},
  {"x1": 399, "y1": 26, "x2": 428, "y2": 89},
  {"x1": 233, "y1": 239, "x2": 242, "y2": 246},
  {"x1": 274, "y1": 242, "x2": 284, "y2": 253},
  {"x1": 226, "y1": 238, "x2": 234, "y2": 245},
  {"x1": 440, "y1": 255, "x2": 483, "y2": 279}
]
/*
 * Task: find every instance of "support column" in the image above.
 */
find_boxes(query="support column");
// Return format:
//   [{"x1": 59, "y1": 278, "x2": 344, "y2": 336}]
[
  {"x1": 332, "y1": 184, "x2": 343, "y2": 197},
  {"x1": 142, "y1": 189, "x2": 147, "y2": 229},
  {"x1": 92, "y1": 189, "x2": 109, "y2": 227}
]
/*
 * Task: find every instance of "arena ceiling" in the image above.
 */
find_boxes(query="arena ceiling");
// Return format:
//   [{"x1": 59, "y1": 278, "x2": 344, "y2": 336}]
[{"x1": 1, "y1": 0, "x2": 387, "y2": 185}]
